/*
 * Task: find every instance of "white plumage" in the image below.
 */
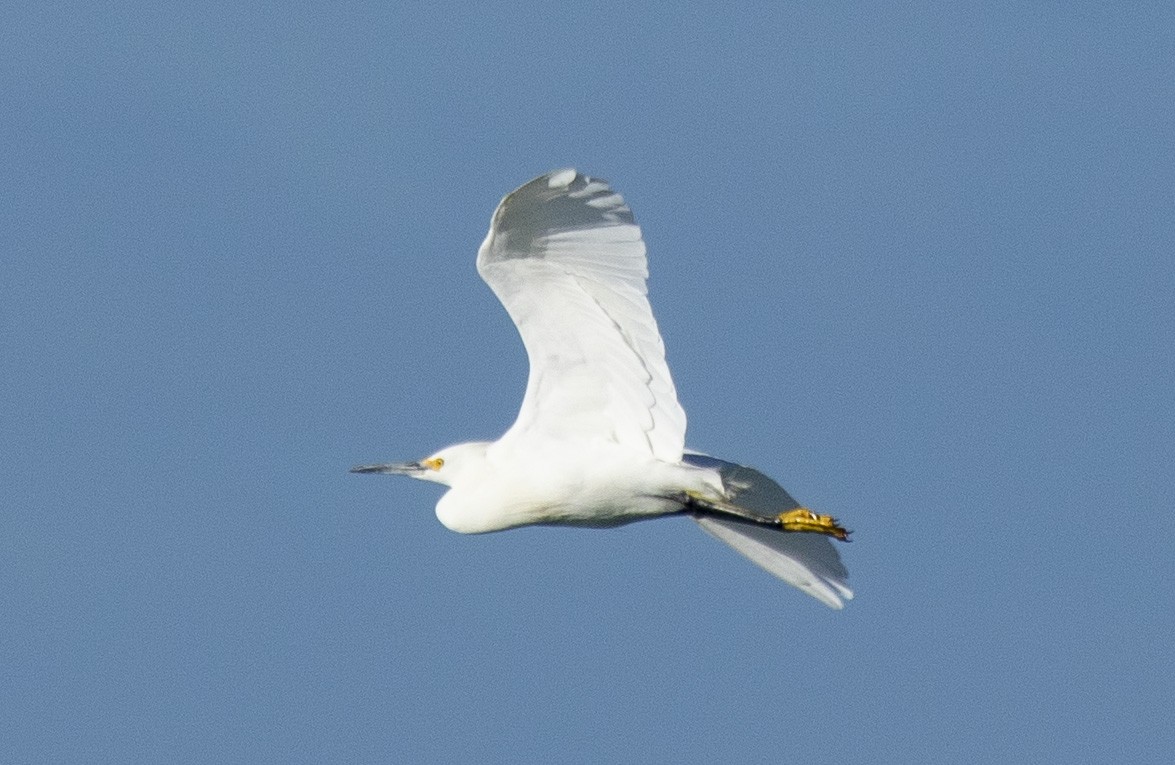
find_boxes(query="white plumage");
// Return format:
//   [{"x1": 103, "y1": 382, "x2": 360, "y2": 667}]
[
  {"x1": 353, "y1": 169, "x2": 852, "y2": 608},
  {"x1": 477, "y1": 171, "x2": 686, "y2": 463}
]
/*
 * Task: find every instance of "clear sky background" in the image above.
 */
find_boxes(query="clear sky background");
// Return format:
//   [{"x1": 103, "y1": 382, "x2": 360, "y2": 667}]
[{"x1": 3, "y1": 2, "x2": 1173, "y2": 763}]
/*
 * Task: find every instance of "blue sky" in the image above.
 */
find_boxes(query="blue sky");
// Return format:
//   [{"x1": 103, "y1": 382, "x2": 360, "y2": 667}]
[{"x1": 3, "y1": 2, "x2": 1173, "y2": 763}]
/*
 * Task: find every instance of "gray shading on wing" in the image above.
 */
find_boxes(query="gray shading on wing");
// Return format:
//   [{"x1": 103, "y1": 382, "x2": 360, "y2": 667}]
[
  {"x1": 477, "y1": 169, "x2": 686, "y2": 462},
  {"x1": 683, "y1": 453, "x2": 853, "y2": 609}
]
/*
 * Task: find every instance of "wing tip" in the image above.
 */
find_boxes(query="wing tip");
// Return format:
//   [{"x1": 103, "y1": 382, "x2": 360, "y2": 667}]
[
  {"x1": 547, "y1": 167, "x2": 578, "y2": 188},
  {"x1": 693, "y1": 516, "x2": 853, "y2": 609}
]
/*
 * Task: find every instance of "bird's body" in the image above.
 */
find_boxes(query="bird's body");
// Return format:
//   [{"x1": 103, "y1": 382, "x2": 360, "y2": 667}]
[
  {"x1": 431, "y1": 437, "x2": 721, "y2": 534},
  {"x1": 353, "y1": 169, "x2": 853, "y2": 607}
]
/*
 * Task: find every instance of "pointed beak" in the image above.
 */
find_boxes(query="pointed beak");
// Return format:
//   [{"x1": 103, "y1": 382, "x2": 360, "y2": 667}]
[{"x1": 349, "y1": 461, "x2": 425, "y2": 476}]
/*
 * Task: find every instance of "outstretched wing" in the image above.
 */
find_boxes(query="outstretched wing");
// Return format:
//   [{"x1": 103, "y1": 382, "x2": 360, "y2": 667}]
[
  {"x1": 684, "y1": 453, "x2": 853, "y2": 609},
  {"x1": 477, "y1": 169, "x2": 686, "y2": 462}
]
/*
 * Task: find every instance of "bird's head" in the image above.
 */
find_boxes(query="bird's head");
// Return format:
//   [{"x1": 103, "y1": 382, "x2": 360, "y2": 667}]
[{"x1": 350, "y1": 441, "x2": 490, "y2": 488}]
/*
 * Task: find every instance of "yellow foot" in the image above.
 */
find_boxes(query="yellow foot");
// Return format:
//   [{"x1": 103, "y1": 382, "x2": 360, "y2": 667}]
[{"x1": 777, "y1": 508, "x2": 851, "y2": 541}]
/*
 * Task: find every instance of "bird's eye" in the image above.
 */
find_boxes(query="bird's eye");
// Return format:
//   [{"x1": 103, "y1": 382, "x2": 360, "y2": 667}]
[{"x1": 424, "y1": 457, "x2": 444, "y2": 471}]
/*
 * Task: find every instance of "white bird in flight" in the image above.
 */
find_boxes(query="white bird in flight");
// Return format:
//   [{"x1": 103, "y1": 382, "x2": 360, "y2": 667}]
[{"x1": 353, "y1": 169, "x2": 852, "y2": 608}]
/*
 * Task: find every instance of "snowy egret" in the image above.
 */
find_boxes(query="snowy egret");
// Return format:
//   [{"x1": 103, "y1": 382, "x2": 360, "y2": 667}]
[{"x1": 353, "y1": 169, "x2": 852, "y2": 608}]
